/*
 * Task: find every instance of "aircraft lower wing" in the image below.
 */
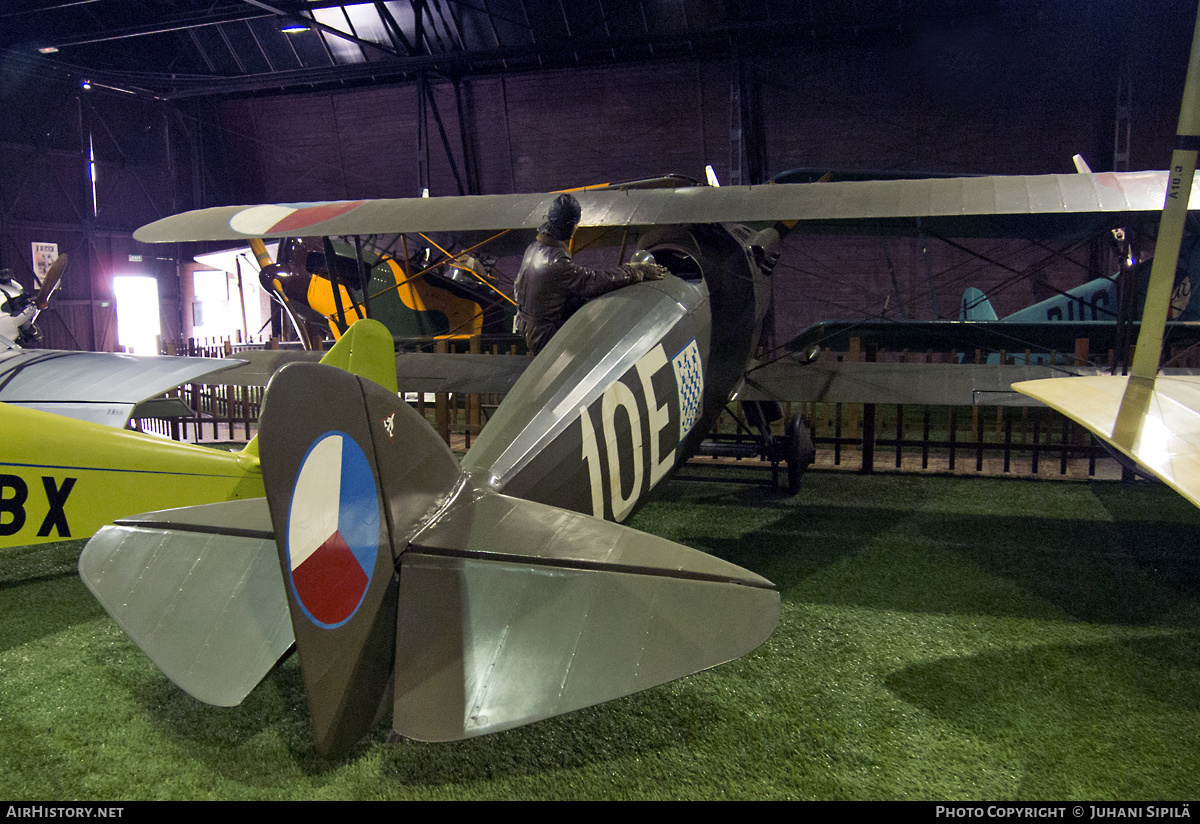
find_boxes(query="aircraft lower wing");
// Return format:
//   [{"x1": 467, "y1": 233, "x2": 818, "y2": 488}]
[
  {"x1": 0, "y1": 349, "x2": 240, "y2": 427},
  {"x1": 199, "y1": 348, "x2": 321, "y2": 386},
  {"x1": 203, "y1": 349, "x2": 531, "y2": 394},
  {"x1": 788, "y1": 319, "x2": 1200, "y2": 360},
  {"x1": 392, "y1": 352, "x2": 530, "y2": 394},
  {"x1": 1012, "y1": 374, "x2": 1200, "y2": 508},
  {"x1": 743, "y1": 360, "x2": 1137, "y2": 406}
]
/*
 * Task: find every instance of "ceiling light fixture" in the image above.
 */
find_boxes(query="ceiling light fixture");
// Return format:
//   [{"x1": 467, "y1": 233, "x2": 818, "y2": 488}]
[{"x1": 280, "y1": 18, "x2": 311, "y2": 34}]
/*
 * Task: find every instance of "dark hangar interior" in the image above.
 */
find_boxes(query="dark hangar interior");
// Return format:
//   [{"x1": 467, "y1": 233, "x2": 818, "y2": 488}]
[
  {"x1": 6, "y1": 2, "x2": 1200, "y2": 802},
  {"x1": 0, "y1": 0, "x2": 1194, "y2": 353}
]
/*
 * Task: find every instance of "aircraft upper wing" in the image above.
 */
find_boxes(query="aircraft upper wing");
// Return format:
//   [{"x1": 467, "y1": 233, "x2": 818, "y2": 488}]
[
  {"x1": 0, "y1": 349, "x2": 241, "y2": 427},
  {"x1": 134, "y1": 171, "x2": 1200, "y2": 244}
]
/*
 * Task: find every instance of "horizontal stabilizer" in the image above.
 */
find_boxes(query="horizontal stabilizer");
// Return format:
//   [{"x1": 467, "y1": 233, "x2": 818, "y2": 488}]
[
  {"x1": 395, "y1": 492, "x2": 780, "y2": 741},
  {"x1": 78, "y1": 498, "x2": 292, "y2": 707},
  {"x1": 1012, "y1": 374, "x2": 1200, "y2": 508}
]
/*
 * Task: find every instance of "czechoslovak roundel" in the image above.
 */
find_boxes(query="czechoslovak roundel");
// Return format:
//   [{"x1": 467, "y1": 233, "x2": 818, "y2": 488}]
[{"x1": 285, "y1": 432, "x2": 381, "y2": 628}]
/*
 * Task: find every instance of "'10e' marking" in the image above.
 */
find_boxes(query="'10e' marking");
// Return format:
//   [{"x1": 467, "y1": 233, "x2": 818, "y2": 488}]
[{"x1": 578, "y1": 341, "x2": 702, "y2": 522}]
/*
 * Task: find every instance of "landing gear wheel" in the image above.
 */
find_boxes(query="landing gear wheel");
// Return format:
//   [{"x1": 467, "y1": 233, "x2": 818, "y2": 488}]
[{"x1": 785, "y1": 414, "x2": 815, "y2": 494}]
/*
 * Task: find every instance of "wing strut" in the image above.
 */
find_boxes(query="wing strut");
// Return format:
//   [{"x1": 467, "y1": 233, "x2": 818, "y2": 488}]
[{"x1": 1129, "y1": 4, "x2": 1200, "y2": 382}]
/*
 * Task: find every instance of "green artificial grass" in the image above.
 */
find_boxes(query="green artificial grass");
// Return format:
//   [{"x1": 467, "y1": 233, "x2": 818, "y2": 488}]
[{"x1": 3, "y1": 469, "x2": 1200, "y2": 799}]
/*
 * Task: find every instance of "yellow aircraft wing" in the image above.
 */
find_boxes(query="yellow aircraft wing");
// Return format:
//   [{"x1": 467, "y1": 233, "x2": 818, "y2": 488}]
[{"x1": 1013, "y1": 374, "x2": 1200, "y2": 507}]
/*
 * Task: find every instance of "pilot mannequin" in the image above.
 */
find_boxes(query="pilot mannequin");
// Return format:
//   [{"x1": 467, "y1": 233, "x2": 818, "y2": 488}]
[{"x1": 514, "y1": 193, "x2": 667, "y2": 355}]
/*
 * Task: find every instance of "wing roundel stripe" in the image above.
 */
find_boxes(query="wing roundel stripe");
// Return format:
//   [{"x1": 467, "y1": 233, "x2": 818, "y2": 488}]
[
  {"x1": 267, "y1": 201, "x2": 366, "y2": 233},
  {"x1": 227, "y1": 201, "x2": 366, "y2": 236}
]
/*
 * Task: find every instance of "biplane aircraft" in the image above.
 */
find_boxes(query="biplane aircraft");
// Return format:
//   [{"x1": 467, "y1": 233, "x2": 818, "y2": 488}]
[
  {"x1": 0, "y1": 154, "x2": 1180, "y2": 758},
  {"x1": 249, "y1": 234, "x2": 516, "y2": 347},
  {"x1": 789, "y1": 241, "x2": 1200, "y2": 367}
]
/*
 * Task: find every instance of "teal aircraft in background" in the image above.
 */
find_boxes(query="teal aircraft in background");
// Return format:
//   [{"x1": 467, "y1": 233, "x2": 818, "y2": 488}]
[{"x1": 792, "y1": 233, "x2": 1200, "y2": 366}]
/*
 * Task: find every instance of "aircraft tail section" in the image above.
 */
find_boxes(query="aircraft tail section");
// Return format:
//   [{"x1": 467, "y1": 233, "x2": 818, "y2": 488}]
[
  {"x1": 259, "y1": 361, "x2": 430, "y2": 757},
  {"x1": 959, "y1": 287, "x2": 998, "y2": 321},
  {"x1": 80, "y1": 317, "x2": 777, "y2": 757},
  {"x1": 75, "y1": 320, "x2": 402, "y2": 726},
  {"x1": 259, "y1": 353, "x2": 779, "y2": 756},
  {"x1": 312, "y1": 314, "x2": 398, "y2": 393}
]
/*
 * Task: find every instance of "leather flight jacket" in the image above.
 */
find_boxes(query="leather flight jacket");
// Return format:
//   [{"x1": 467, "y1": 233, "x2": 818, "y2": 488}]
[{"x1": 514, "y1": 233, "x2": 661, "y2": 354}]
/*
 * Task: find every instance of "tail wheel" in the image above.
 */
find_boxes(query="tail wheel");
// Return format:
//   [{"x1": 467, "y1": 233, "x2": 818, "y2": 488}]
[{"x1": 785, "y1": 414, "x2": 815, "y2": 494}]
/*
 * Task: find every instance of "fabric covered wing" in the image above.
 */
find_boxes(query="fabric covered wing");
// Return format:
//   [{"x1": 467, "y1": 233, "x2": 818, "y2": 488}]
[
  {"x1": 0, "y1": 350, "x2": 238, "y2": 427},
  {"x1": 133, "y1": 172, "x2": 1200, "y2": 244},
  {"x1": 393, "y1": 491, "x2": 779, "y2": 741}
]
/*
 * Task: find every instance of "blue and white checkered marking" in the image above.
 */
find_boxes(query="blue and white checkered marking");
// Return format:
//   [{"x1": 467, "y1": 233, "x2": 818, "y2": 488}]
[{"x1": 672, "y1": 339, "x2": 703, "y2": 437}]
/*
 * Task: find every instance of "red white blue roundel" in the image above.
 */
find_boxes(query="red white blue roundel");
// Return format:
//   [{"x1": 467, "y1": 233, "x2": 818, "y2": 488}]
[{"x1": 285, "y1": 431, "x2": 381, "y2": 629}]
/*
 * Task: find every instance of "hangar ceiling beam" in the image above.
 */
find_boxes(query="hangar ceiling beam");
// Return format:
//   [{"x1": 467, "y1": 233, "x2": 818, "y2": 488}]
[
  {"x1": 375, "y1": 1, "x2": 418, "y2": 56},
  {"x1": 33, "y1": 8, "x2": 272, "y2": 50}
]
